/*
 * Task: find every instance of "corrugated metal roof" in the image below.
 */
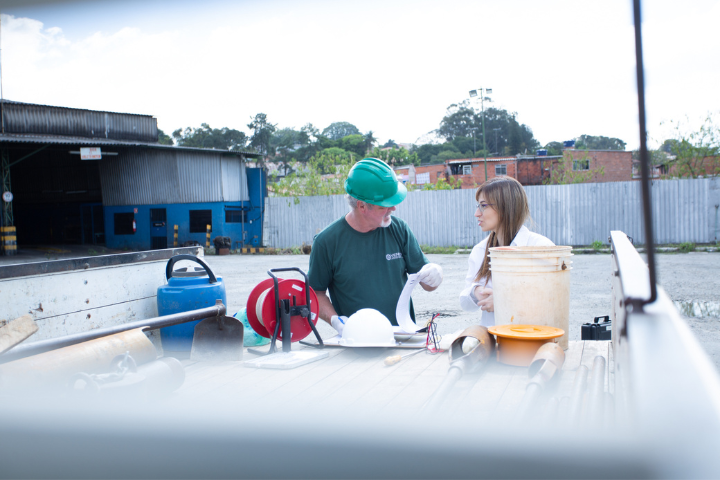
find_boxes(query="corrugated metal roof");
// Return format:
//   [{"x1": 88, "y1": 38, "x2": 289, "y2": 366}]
[
  {"x1": 1, "y1": 99, "x2": 154, "y2": 118},
  {"x1": 0, "y1": 133, "x2": 261, "y2": 158},
  {"x1": 1, "y1": 100, "x2": 158, "y2": 142}
]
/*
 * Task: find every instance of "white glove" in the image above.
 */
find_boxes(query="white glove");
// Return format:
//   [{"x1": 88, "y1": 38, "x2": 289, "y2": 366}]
[
  {"x1": 417, "y1": 263, "x2": 443, "y2": 288},
  {"x1": 331, "y1": 315, "x2": 348, "y2": 335}
]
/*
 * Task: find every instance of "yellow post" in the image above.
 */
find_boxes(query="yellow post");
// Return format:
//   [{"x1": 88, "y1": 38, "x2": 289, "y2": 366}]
[
  {"x1": 206, "y1": 224, "x2": 211, "y2": 248},
  {"x1": 1, "y1": 226, "x2": 17, "y2": 256},
  {"x1": 173, "y1": 225, "x2": 178, "y2": 247}
]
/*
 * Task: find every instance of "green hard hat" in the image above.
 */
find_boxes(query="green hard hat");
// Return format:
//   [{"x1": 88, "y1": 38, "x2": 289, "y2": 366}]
[{"x1": 345, "y1": 158, "x2": 407, "y2": 207}]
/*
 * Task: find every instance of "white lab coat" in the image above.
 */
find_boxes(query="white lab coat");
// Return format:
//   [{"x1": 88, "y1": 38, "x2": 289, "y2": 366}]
[{"x1": 459, "y1": 225, "x2": 554, "y2": 326}]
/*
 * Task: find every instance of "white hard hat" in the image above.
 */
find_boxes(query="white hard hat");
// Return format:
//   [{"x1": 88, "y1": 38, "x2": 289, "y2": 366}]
[{"x1": 339, "y1": 309, "x2": 397, "y2": 347}]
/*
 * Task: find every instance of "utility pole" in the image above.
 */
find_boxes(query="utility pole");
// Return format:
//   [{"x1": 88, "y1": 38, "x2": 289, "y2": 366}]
[
  {"x1": 469, "y1": 127, "x2": 478, "y2": 158},
  {"x1": 469, "y1": 88, "x2": 492, "y2": 181},
  {"x1": 493, "y1": 128, "x2": 501, "y2": 155}
]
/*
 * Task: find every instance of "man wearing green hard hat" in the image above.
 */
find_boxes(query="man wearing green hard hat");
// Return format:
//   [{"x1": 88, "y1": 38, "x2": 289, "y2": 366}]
[{"x1": 308, "y1": 158, "x2": 444, "y2": 335}]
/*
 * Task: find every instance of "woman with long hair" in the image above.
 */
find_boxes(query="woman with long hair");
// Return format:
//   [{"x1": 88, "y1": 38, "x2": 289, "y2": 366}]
[{"x1": 459, "y1": 176, "x2": 554, "y2": 326}]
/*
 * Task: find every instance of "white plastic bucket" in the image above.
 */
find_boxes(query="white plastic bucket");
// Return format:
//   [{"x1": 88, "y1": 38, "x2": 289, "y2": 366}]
[{"x1": 489, "y1": 246, "x2": 573, "y2": 349}]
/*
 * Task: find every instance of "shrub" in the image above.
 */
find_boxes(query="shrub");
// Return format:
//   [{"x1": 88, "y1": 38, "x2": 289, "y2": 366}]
[{"x1": 679, "y1": 242, "x2": 696, "y2": 253}]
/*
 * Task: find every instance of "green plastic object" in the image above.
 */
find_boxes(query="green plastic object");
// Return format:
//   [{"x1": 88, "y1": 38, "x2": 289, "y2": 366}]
[
  {"x1": 234, "y1": 308, "x2": 270, "y2": 347},
  {"x1": 344, "y1": 158, "x2": 407, "y2": 207}
]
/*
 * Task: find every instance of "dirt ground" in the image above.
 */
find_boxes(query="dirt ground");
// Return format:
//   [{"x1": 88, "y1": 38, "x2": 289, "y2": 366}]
[{"x1": 197, "y1": 251, "x2": 720, "y2": 370}]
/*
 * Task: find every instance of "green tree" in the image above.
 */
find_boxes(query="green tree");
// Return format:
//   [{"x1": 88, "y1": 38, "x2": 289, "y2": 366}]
[
  {"x1": 363, "y1": 131, "x2": 377, "y2": 153},
  {"x1": 422, "y1": 175, "x2": 463, "y2": 190},
  {"x1": 322, "y1": 122, "x2": 361, "y2": 140},
  {"x1": 436, "y1": 102, "x2": 538, "y2": 155},
  {"x1": 270, "y1": 153, "x2": 357, "y2": 203},
  {"x1": 660, "y1": 139, "x2": 679, "y2": 154},
  {"x1": 544, "y1": 151, "x2": 605, "y2": 185},
  {"x1": 171, "y1": 123, "x2": 248, "y2": 150},
  {"x1": 158, "y1": 129, "x2": 173, "y2": 145},
  {"x1": 382, "y1": 139, "x2": 398, "y2": 149},
  {"x1": 279, "y1": 123, "x2": 324, "y2": 163},
  {"x1": 437, "y1": 104, "x2": 478, "y2": 141},
  {"x1": 247, "y1": 113, "x2": 277, "y2": 163},
  {"x1": 436, "y1": 150, "x2": 480, "y2": 161},
  {"x1": 543, "y1": 141, "x2": 564, "y2": 156},
  {"x1": 339, "y1": 134, "x2": 367, "y2": 158},
  {"x1": 319, "y1": 147, "x2": 356, "y2": 163},
  {"x1": 663, "y1": 114, "x2": 720, "y2": 178},
  {"x1": 368, "y1": 146, "x2": 419, "y2": 166},
  {"x1": 575, "y1": 135, "x2": 627, "y2": 150},
  {"x1": 413, "y1": 143, "x2": 444, "y2": 164}
]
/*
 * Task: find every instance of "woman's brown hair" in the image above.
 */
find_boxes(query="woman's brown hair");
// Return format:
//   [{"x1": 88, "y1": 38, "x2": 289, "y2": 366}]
[{"x1": 474, "y1": 176, "x2": 531, "y2": 284}]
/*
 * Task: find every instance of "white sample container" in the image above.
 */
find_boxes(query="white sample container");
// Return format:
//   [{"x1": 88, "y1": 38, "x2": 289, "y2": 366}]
[{"x1": 489, "y1": 246, "x2": 573, "y2": 349}]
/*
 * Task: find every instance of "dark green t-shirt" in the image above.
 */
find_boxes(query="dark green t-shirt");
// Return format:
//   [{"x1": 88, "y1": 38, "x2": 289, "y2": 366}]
[{"x1": 308, "y1": 215, "x2": 428, "y2": 326}]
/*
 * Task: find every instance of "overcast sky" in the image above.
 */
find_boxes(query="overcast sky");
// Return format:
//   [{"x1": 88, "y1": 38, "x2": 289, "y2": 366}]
[{"x1": 2, "y1": 0, "x2": 719, "y2": 150}]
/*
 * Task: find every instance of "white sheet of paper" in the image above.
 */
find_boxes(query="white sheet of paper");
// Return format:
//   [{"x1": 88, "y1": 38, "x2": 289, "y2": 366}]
[
  {"x1": 322, "y1": 334, "x2": 426, "y2": 349},
  {"x1": 395, "y1": 273, "x2": 421, "y2": 333}
]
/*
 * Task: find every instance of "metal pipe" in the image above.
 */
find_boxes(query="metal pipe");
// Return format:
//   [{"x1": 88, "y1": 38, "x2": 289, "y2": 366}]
[
  {"x1": 516, "y1": 383, "x2": 544, "y2": 421},
  {"x1": 633, "y1": 0, "x2": 658, "y2": 307},
  {"x1": 0, "y1": 303, "x2": 226, "y2": 363},
  {"x1": 0, "y1": 328, "x2": 158, "y2": 390},
  {"x1": 517, "y1": 343, "x2": 566, "y2": 422},
  {"x1": 421, "y1": 326, "x2": 496, "y2": 413},
  {"x1": 421, "y1": 366, "x2": 463, "y2": 413},
  {"x1": 544, "y1": 396, "x2": 560, "y2": 426},
  {"x1": 557, "y1": 396, "x2": 570, "y2": 424},
  {"x1": 567, "y1": 365, "x2": 589, "y2": 425},
  {"x1": 586, "y1": 356, "x2": 607, "y2": 426},
  {"x1": 604, "y1": 392, "x2": 615, "y2": 429}
]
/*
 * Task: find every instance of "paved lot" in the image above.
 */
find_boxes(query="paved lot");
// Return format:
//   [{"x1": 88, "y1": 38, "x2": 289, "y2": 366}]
[
  {"x1": 3, "y1": 246, "x2": 718, "y2": 368},
  {"x1": 197, "y1": 251, "x2": 720, "y2": 369}
]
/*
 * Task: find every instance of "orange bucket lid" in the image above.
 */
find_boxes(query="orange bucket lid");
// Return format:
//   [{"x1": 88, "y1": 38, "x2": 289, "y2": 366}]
[
  {"x1": 488, "y1": 324, "x2": 564, "y2": 340},
  {"x1": 487, "y1": 325, "x2": 565, "y2": 367}
]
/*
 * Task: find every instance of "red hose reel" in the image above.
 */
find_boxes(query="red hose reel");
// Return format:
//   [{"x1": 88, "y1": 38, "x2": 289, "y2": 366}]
[{"x1": 245, "y1": 268, "x2": 323, "y2": 354}]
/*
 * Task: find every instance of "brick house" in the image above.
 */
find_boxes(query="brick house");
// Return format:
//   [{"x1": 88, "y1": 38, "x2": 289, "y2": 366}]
[
  {"x1": 395, "y1": 149, "x2": 633, "y2": 189},
  {"x1": 394, "y1": 164, "x2": 449, "y2": 187},
  {"x1": 562, "y1": 149, "x2": 633, "y2": 183}
]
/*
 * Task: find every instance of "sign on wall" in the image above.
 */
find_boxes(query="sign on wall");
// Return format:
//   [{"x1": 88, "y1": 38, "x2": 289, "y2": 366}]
[{"x1": 80, "y1": 147, "x2": 102, "y2": 160}]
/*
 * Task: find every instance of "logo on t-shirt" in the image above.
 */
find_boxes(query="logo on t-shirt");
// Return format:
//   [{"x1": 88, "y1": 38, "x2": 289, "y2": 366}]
[{"x1": 386, "y1": 252, "x2": 403, "y2": 261}]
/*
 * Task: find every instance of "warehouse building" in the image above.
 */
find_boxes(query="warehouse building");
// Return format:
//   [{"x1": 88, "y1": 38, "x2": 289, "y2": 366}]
[{"x1": 0, "y1": 100, "x2": 264, "y2": 253}]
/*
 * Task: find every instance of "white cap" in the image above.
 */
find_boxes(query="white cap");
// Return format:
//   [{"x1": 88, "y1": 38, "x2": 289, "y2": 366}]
[{"x1": 339, "y1": 309, "x2": 397, "y2": 347}]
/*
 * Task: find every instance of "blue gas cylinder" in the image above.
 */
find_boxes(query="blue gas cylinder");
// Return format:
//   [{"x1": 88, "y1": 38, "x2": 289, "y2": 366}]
[{"x1": 157, "y1": 254, "x2": 227, "y2": 352}]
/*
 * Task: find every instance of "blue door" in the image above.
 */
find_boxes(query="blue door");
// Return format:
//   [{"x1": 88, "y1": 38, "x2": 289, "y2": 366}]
[{"x1": 150, "y1": 208, "x2": 167, "y2": 249}]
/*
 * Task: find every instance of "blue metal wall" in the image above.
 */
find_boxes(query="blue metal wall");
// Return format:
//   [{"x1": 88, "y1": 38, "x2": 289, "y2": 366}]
[{"x1": 104, "y1": 168, "x2": 266, "y2": 250}]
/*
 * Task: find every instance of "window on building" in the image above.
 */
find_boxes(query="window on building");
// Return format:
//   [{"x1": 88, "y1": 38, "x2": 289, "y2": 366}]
[
  {"x1": 462, "y1": 165, "x2": 472, "y2": 175},
  {"x1": 415, "y1": 172, "x2": 430, "y2": 185},
  {"x1": 190, "y1": 210, "x2": 212, "y2": 233},
  {"x1": 573, "y1": 159, "x2": 590, "y2": 171},
  {"x1": 495, "y1": 164, "x2": 507, "y2": 176},
  {"x1": 114, "y1": 212, "x2": 135, "y2": 235},
  {"x1": 225, "y1": 209, "x2": 245, "y2": 223}
]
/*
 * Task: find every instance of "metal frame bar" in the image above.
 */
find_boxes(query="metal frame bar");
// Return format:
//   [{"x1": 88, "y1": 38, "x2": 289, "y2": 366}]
[
  {"x1": 7, "y1": 145, "x2": 49, "y2": 168},
  {"x1": 1, "y1": 148, "x2": 10, "y2": 226},
  {"x1": 632, "y1": 0, "x2": 658, "y2": 308},
  {"x1": 0, "y1": 245, "x2": 203, "y2": 280},
  {"x1": 0, "y1": 303, "x2": 226, "y2": 364}
]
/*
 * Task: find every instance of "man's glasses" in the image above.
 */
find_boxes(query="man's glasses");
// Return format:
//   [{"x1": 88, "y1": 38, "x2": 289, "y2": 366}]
[{"x1": 476, "y1": 203, "x2": 494, "y2": 212}]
